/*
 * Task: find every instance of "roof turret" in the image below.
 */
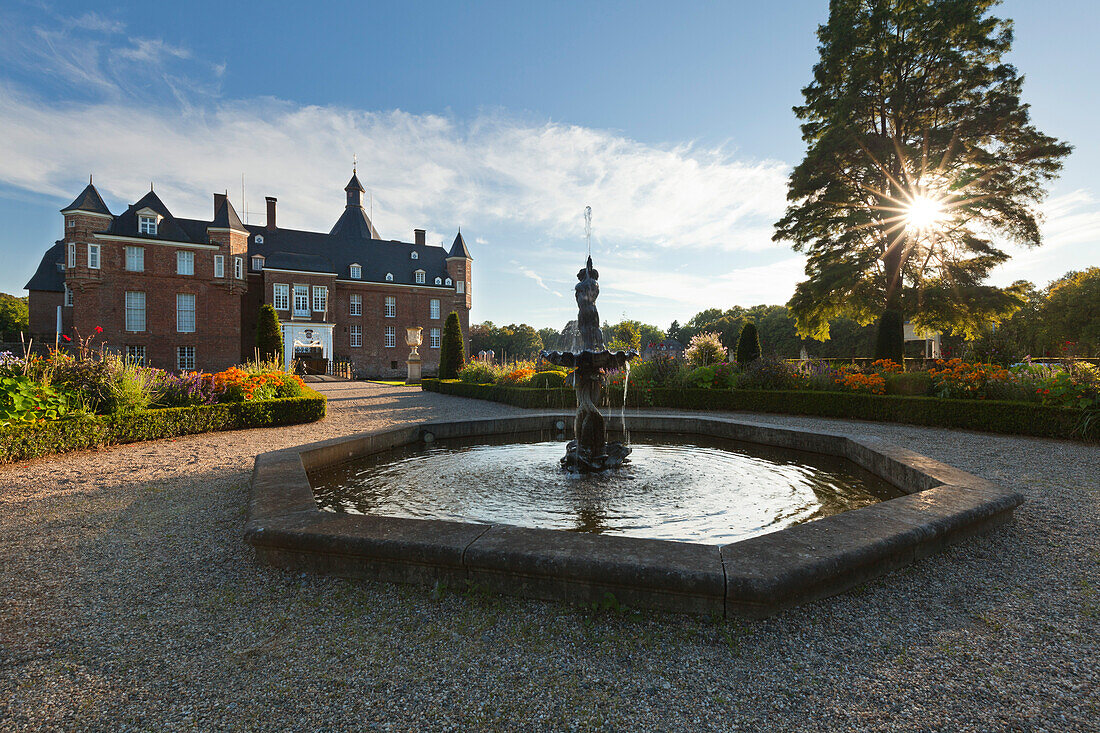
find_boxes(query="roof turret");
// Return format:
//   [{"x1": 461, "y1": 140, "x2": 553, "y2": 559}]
[
  {"x1": 447, "y1": 231, "x2": 472, "y2": 260},
  {"x1": 61, "y1": 181, "x2": 112, "y2": 216}
]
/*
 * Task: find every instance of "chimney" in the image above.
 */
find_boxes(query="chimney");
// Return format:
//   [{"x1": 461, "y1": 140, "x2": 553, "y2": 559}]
[
  {"x1": 265, "y1": 196, "x2": 277, "y2": 230},
  {"x1": 414, "y1": 229, "x2": 426, "y2": 246},
  {"x1": 213, "y1": 192, "x2": 227, "y2": 217}
]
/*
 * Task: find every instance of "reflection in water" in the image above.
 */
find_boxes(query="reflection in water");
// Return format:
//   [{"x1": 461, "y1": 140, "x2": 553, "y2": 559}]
[{"x1": 308, "y1": 432, "x2": 901, "y2": 545}]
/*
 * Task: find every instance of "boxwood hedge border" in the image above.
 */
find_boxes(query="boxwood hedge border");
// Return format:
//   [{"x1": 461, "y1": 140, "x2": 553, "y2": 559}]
[
  {"x1": 0, "y1": 387, "x2": 327, "y2": 464},
  {"x1": 422, "y1": 379, "x2": 1095, "y2": 442}
]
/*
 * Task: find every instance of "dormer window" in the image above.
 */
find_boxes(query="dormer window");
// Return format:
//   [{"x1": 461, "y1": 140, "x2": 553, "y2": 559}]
[
  {"x1": 138, "y1": 215, "x2": 157, "y2": 235},
  {"x1": 445, "y1": 277, "x2": 452, "y2": 286},
  {"x1": 255, "y1": 235, "x2": 264, "y2": 244},
  {"x1": 386, "y1": 273, "x2": 393, "y2": 282},
  {"x1": 251, "y1": 256, "x2": 264, "y2": 271},
  {"x1": 434, "y1": 277, "x2": 442, "y2": 285},
  {"x1": 410, "y1": 251, "x2": 419, "y2": 260},
  {"x1": 350, "y1": 264, "x2": 362, "y2": 279},
  {"x1": 415, "y1": 270, "x2": 426, "y2": 284}
]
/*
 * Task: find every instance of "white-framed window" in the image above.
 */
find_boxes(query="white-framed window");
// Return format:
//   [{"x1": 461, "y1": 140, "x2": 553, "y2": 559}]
[
  {"x1": 411, "y1": 251, "x2": 419, "y2": 260},
  {"x1": 415, "y1": 270, "x2": 425, "y2": 284},
  {"x1": 350, "y1": 293, "x2": 362, "y2": 316},
  {"x1": 68, "y1": 243, "x2": 76, "y2": 268},
  {"x1": 457, "y1": 280, "x2": 465, "y2": 294},
  {"x1": 64, "y1": 284, "x2": 73, "y2": 307},
  {"x1": 214, "y1": 255, "x2": 224, "y2": 278},
  {"x1": 176, "y1": 293, "x2": 196, "y2": 333},
  {"x1": 87, "y1": 243, "x2": 100, "y2": 269},
  {"x1": 177, "y1": 346, "x2": 195, "y2": 371},
  {"x1": 430, "y1": 299, "x2": 440, "y2": 320},
  {"x1": 293, "y1": 285, "x2": 309, "y2": 317},
  {"x1": 384, "y1": 326, "x2": 396, "y2": 348},
  {"x1": 126, "y1": 345, "x2": 146, "y2": 365},
  {"x1": 350, "y1": 324, "x2": 362, "y2": 348},
  {"x1": 350, "y1": 264, "x2": 361, "y2": 279},
  {"x1": 312, "y1": 286, "x2": 327, "y2": 313},
  {"x1": 445, "y1": 277, "x2": 452, "y2": 286},
  {"x1": 67, "y1": 219, "x2": 75, "y2": 228},
  {"x1": 125, "y1": 246, "x2": 144, "y2": 272},
  {"x1": 138, "y1": 215, "x2": 157, "y2": 235},
  {"x1": 384, "y1": 296, "x2": 396, "y2": 318},
  {"x1": 430, "y1": 327, "x2": 441, "y2": 349},
  {"x1": 434, "y1": 277, "x2": 442, "y2": 285},
  {"x1": 255, "y1": 235, "x2": 264, "y2": 244},
  {"x1": 273, "y1": 283, "x2": 289, "y2": 310},
  {"x1": 234, "y1": 257, "x2": 244, "y2": 279},
  {"x1": 177, "y1": 250, "x2": 194, "y2": 276},
  {"x1": 252, "y1": 256, "x2": 264, "y2": 271},
  {"x1": 385, "y1": 273, "x2": 393, "y2": 282},
  {"x1": 124, "y1": 291, "x2": 145, "y2": 332}
]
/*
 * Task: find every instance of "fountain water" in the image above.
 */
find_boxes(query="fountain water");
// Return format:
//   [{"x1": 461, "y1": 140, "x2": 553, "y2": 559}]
[{"x1": 541, "y1": 255, "x2": 637, "y2": 472}]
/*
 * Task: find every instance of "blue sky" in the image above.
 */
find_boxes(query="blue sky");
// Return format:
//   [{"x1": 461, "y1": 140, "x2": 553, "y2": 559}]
[{"x1": 1, "y1": 0, "x2": 1097, "y2": 329}]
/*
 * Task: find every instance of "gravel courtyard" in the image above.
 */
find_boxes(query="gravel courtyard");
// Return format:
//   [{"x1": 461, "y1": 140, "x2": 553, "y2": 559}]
[{"x1": 2, "y1": 381, "x2": 1097, "y2": 732}]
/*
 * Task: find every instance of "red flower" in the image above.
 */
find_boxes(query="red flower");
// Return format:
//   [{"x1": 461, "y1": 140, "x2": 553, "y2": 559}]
[
  {"x1": 94, "y1": 326, "x2": 103, "y2": 333},
  {"x1": 62, "y1": 335, "x2": 71, "y2": 342}
]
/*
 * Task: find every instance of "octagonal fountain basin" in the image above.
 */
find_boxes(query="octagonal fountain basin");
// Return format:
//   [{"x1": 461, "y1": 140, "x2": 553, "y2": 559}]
[
  {"x1": 247, "y1": 413, "x2": 1023, "y2": 618},
  {"x1": 309, "y1": 433, "x2": 902, "y2": 545}
]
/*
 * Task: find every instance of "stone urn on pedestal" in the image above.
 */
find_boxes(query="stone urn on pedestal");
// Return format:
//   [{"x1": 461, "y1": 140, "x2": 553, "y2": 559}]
[{"x1": 405, "y1": 327, "x2": 423, "y2": 385}]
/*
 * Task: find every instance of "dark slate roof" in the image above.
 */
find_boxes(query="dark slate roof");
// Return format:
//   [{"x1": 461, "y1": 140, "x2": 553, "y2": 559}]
[
  {"x1": 345, "y1": 173, "x2": 365, "y2": 192},
  {"x1": 329, "y1": 204, "x2": 381, "y2": 240},
  {"x1": 25, "y1": 242, "x2": 65, "y2": 292},
  {"x1": 211, "y1": 194, "x2": 246, "y2": 231},
  {"x1": 108, "y1": 190, "x2": 198, "y2": 243},
  {"x1": 61, "y1": 183, "x2": 112, "y2": 216},
  {"x1": 447, "y1": 232, "x2": 472, "y2": 260},
  {"x1": 248, "y1": 224, "x2": 454, "y2": 287}
]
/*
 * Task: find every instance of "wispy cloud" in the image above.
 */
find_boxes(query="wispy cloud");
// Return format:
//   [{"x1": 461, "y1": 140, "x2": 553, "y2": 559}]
[{"x1": 512, "y1": 260, "x2": 564, "y2": 298}]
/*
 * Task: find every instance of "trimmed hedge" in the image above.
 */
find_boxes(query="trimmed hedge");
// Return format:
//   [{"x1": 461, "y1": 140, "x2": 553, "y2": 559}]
[
  {"x1": 0, "y1": 387, "x2": 327, "y2": 463},
  {"x1": 422, "y1": 379, "x2": 1094, "y2": 441}
]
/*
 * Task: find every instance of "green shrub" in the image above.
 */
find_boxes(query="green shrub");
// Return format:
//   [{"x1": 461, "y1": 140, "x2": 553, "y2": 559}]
[
  {"x1": 874, "y1": 309, "x2": 905, "y2": 363},
  {"x1": 423, "y1": 378, "x2": 1094, "y2": 441},
  {"x1": 255, "y1": 305, "x2": 284, "y2": 365},
  {"x1": 0, "y1": 375, "x2": 75, "y2": 425},
  {"x1": 458, "y1": 362, "x2": 502, "y2": 384},
  {"x1": 684, "y1": 332, "x2": 726, "y2": 368},
  {"x1": 438, "y1": 312, "x2": 466, "y2": 379},
  {"x1": 529, "y1": 370, "x2": 568, "y2": 388},
  {"x1": 885, "y1": 371, "x2": 932, "y2": 396},
  {"x1": 0, "y1": 387, "x2": 327, "y2": 464},
  {"x1": 737, "y1": 355, "x2": 802, "y2": 391},
  {"x1": 735, "y1": 322, "x2": 761, "y2": 366},
  {"x1": 687, "y1": 365, "x2": 718, "y2": 388}
]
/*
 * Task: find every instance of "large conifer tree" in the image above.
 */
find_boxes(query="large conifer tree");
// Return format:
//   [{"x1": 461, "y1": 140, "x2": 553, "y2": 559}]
[{"x1": 774, "y1": 0, "x2": 1071, "y2": 359}]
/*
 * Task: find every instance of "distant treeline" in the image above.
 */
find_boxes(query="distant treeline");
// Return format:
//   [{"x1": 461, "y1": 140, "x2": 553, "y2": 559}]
[{"x1": 476, "y1": 267, "x2": 1099, "y2": 362}]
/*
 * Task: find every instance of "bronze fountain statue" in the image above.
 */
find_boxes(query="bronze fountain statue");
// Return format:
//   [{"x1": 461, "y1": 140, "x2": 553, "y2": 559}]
[{"x1": 541, "y1": 256, "x2": 637, "y2": 472}]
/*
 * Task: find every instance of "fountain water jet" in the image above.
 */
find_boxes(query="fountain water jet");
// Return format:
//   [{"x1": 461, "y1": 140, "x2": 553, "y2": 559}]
[{"x1": 541, "y1": 256, "x2": 637, "y2": 472}]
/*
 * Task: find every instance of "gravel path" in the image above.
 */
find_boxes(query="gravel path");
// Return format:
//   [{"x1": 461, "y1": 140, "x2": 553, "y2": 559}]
[{"x1": 2, "y1": 382, "x2": 1098, "y2": 731}]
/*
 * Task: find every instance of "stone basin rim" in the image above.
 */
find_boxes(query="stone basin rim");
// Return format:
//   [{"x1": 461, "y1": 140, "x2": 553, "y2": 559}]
[{"x1": 246, "y1": 412, "x2": 1023, "y2": 618}]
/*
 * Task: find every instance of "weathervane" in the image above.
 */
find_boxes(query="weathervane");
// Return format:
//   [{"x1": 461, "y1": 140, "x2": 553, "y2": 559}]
[{"x1": 353, "y1": 153, "x2": 358, "y2": 173}]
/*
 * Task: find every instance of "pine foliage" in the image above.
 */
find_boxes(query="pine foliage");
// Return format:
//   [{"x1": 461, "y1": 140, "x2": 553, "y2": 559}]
[
  {"x1": 438, "y1": 312, "x2": 466, "y2": 379},
  {"x1": 774, "y1": 0, "x2": 1071, "y2": 357},
  {"x1": 735, "y1": 322, "x2": 762, "y2": 365},
  {"x1": 255, "y1": 305, "x2": 283, "y2": 365}
]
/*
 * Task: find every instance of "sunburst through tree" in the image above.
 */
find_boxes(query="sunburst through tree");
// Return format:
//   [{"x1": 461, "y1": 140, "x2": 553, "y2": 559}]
[{"x1": 774, "y1": 0, "x2": 1072, "y2": 362}]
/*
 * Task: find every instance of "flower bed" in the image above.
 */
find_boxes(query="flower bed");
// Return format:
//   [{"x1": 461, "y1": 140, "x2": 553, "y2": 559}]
[
  {"x1": 0, "y1": 337, "x2": 327, "y2": 462},
  {"x1": 422, "y1": 374, "x2": 1096, "y2": 442}
]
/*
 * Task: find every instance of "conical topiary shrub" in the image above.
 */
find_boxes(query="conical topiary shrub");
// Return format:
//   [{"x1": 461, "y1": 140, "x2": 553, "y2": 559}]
[
  {"x1": 255, "y1": 304, "x2": 284, "y2": 365},
  {"x1": 438, "y1": 311, "x2": 466, "y2": 378},
  {"x1": 874, "y1": 309, "x2": 905, "y2": 364},
  {"x1": 735, "y1": 322, "x2": 761, "y2": 366}
]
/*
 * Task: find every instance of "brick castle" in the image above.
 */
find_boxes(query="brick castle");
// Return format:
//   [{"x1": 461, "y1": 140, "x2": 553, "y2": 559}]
[{"x1": 25, "y1": 171, "x2": 472, "y2": 376}]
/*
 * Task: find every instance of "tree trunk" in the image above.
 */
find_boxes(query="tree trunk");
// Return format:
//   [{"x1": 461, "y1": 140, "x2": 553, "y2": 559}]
[{"x1": 875, "y1": 229, "x2": 907, "y2": 362}]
